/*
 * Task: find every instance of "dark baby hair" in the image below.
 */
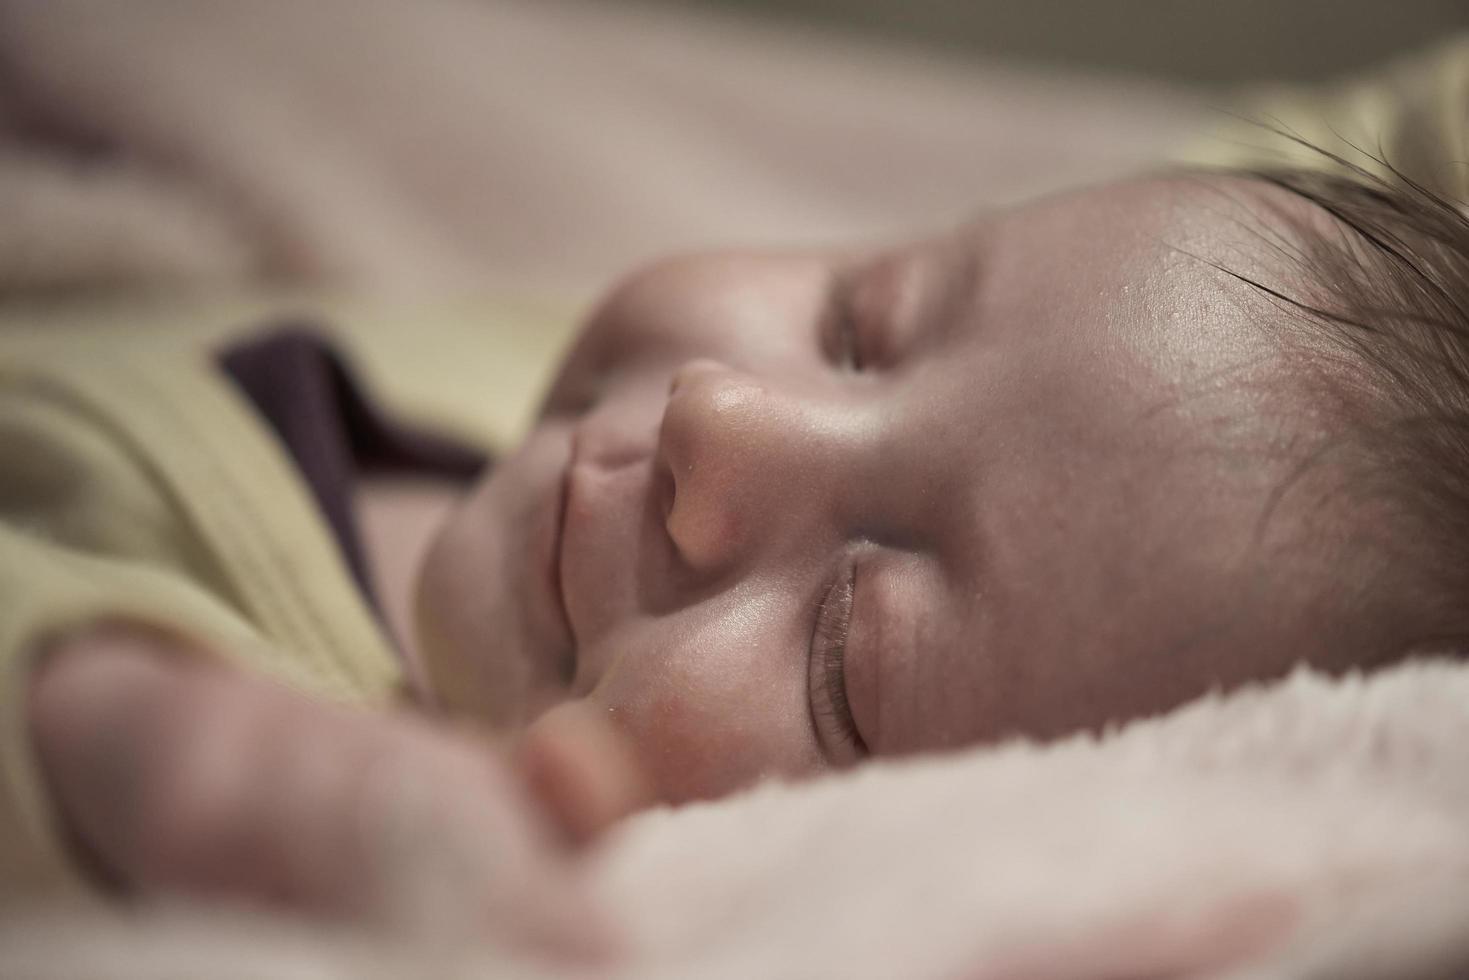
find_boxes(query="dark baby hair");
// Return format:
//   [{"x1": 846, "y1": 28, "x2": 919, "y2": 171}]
[{"x1": 1217, "y1": 141, "x2": 1469, "y2": 652}]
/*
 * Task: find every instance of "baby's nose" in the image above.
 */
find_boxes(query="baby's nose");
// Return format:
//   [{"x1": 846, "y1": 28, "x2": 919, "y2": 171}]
[
  {"x1": 657, "y1": 359, "x2": 816, "y2": 574},
  {"x1": 659, "y1": 360, "x2": 765, "y2": 571}
]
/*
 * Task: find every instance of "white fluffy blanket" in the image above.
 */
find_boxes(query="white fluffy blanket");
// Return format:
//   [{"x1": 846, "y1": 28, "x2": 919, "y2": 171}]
[{"x1": 5, "y1": 659, "x2": 1469, "y2": 978}]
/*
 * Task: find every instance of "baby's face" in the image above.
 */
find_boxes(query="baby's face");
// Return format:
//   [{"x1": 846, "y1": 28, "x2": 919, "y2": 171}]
[{"x1": 418, "y1": 175, "x2": 1359, "y2": 802}]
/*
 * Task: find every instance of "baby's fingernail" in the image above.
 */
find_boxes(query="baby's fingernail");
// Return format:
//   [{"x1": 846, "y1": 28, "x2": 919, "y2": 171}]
[{"x1": 515, "y1": 703, "x2": 656, "y2": 847}]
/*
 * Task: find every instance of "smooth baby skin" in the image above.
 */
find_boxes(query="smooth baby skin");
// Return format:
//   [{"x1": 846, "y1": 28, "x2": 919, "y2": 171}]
[{"x1": 420, "y1": 174, "x2": 1426, "y2": 802}]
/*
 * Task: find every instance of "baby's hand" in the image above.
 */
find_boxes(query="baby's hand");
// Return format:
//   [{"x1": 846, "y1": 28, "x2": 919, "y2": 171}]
[{"x1": 28, "y1": 624, "x2": 627, "y2": 958}]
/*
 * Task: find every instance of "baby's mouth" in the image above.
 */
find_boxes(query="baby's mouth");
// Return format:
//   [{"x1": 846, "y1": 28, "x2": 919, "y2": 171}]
[
  {"x1": 548, "y1": 418, "x2": 659, "y2": 686},
  {"x1": 547, "y1": 441, "x2": 577, "y2": 678}
]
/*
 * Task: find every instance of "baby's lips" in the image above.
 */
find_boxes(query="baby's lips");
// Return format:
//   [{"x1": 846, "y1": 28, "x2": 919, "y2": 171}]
[{"x1": 514, "y1": 701, "x2": 659, "y2": 848}]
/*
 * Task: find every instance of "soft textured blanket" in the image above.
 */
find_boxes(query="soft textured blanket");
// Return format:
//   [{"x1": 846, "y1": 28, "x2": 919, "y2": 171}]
[{"x1": 4, "y1": 660, "x2": 1469, "y2": 978}]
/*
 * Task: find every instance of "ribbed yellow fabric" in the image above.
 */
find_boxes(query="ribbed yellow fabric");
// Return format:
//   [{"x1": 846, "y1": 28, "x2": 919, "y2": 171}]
[{"x1": 0, "y1": 296, "x2": 579, "y2": 897}]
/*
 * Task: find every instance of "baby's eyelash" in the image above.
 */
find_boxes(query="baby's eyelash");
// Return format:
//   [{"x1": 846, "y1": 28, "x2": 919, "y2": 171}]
[{"x1": 811, "y1": 566, "x2": 868, "y2": 755}]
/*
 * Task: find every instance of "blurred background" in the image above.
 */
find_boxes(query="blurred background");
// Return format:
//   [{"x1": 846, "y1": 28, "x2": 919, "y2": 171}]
[
  {"x1": 1, "y1": 0, "x2": 1465, "y2": 306},
  {"x1": 658, "y1": 0, "x2": 1468, "y2": 84}
]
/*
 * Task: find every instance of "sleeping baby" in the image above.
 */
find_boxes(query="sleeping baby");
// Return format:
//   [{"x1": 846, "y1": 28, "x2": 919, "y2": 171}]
[{"x1": 8, "y1": 40, "x2": 1469, "y2": 957}]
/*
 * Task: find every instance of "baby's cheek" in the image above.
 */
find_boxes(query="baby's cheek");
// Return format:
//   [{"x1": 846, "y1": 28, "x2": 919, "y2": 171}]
[
  {"x1": 543, "y1": 298, "x2": 688, "y2": 419},
  {"x1": 603, "y1": 683, "x2": 747, "y2": 803},
  {"x1": 549, "y1": 252, "x2": 779, "y2": 417},
  {"x1": 592, "y1": 650, "x2": 821, "y2": 804},
  {"x1": 540, "y1": 328, "x2": 673, "y2": 426}
]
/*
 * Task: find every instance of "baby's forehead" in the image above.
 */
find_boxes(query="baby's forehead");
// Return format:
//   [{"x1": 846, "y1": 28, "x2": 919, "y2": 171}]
[
  {"x1": 973, "y1": 171, "x2": 1333, "y2": 256},
  {"x1": 1161, "y1": 172, "x2": 1351, "y2": 275},
  {"x1": 938, "y1": 173, "x2": 1312, "y2": 361}
]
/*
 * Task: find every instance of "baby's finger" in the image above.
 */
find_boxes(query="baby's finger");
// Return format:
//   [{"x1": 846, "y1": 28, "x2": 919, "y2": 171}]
[
  {"x1": 514, "y1": 701, "x2": 658, "y2": 847},
  {"x1": 31, "y1": 631, "x2": 618, "y2": 959},
  {"x1": 169, "y1": 675, "x2": 621, "y2": 960}
]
